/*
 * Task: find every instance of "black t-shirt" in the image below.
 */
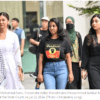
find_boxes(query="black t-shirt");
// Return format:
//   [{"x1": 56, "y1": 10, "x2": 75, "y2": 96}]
[
  {"x1": 38, "y1": 30, "x2": 48, "y2": 41},
  {"x1": 30, "y1": 30, "x2": 48, "y2": 41},
  {"x1": 30, "y1": 30, "x2": 48, "y2": 53},
  {"x1": 39, "y1": 37, "x2": 72, "y2": 62}
]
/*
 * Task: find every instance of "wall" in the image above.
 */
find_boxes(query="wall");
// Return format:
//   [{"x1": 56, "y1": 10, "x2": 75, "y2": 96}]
[
  {"x1": 46, "y1": 1, "x2": 63, "y2": 19},
  {"x1": 0, "y1": 1, "x2": 23, "y2": 29},
  {"x1": 63, "y1": 1, "x2": 91, "y2": 41},
  {"x1": 26, "y1": 1, "x2": 40, "y2": 25}
]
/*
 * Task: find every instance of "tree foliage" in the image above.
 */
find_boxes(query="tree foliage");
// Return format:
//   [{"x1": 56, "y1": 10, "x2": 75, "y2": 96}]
[{"x1": 67, "y1": 1, "x2": 100, "y2": 17}]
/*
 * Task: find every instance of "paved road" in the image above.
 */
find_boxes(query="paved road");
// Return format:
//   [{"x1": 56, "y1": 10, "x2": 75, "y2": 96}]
[{"x1": 21, "y1": 74, "x2": 89, "y2": 89}]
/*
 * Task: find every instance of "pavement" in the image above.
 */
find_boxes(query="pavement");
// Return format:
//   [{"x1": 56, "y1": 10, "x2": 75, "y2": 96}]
[
  {"x1": 21, "y1": 74, "x2": 89, "y2": 89},
  {"x1": 21, "y1": 74, "x2": 45, "y2": 89}
]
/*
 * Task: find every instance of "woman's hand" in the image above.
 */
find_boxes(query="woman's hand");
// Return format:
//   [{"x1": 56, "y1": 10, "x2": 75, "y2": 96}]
[
  {"x1": 81, "y1": 69, "x2": 88, "y2": 79},
  {"x1": 65, "y1": 53, "x2": 74, "y2": 83},
  {"x1": 79, "y1": 61, "x2": 82, "y2": 67},
  {"x1": 18, "y1": 66, "x2": 23, "y2": 81},
  {"x1": 68, "y1": 73, "x2": 74, "y2": 83},
  {"x1": 18, "y1": 70, "x2": 23, "y2": 81},
  {"x1": 37, "y1": 74, "x2": 43, "y2": 82},
  {"x1": 21, "y1": 49, "x2": 24, "y2": 57}
]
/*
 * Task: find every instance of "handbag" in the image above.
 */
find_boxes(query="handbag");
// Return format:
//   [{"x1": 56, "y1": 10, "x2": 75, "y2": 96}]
[
  {"x1": 29, "y1": 30, "x2": 39, "y2": 54},
  {"x1": 29, "y1": 43, "x2": 37, "y2": 54},
  {"x1": 65, "y1": 81, "x2": 77, "y2": 89}
]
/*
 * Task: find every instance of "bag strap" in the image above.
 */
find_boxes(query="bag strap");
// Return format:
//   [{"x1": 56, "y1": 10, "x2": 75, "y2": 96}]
[{"x1": 36, "y1": 27, "x2": 41, "y2": 40}]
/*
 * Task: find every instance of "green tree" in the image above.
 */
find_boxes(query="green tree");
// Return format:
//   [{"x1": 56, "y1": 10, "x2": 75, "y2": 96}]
[{"x1": 67, "y1": 1, "x2": 100, "y2": 17}]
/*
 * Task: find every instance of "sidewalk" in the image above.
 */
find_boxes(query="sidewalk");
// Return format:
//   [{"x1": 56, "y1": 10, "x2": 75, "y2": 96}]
[
  {"x1": 21, "y1": 74, "x2": 89, "y2": 89},
  {"x1": 21, "y1": 74, "x2": 45, "y2": 89}
]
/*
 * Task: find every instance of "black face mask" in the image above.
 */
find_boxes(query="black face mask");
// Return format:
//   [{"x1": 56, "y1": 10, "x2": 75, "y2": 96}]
[{"x1": 66, "y1": 23, "x2": 74, "y2": 30}]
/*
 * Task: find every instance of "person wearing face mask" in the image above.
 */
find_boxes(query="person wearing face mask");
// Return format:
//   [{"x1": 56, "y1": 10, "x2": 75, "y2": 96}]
[{"x1": 65, "y1": 16, "x2": 82, "y2": 89}]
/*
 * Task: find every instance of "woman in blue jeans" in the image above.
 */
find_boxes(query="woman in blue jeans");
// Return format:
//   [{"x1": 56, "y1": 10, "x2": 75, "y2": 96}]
[{"x1": 38, "y1": 18, "x2": 74, "y2": 89}]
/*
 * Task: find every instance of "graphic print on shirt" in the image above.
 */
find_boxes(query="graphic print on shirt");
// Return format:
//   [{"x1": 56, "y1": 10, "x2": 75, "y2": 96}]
[
  {"x1": 39, "y1": 33, "x2": 42, "y2": 38},
  {"x1": 45, "y1": 44, "x2": 61, "y2": 59}
]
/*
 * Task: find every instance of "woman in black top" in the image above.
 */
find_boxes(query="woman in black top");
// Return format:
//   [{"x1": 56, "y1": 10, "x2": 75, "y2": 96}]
[
  {"x1": 37, "y1": 18, "x2": 74, "y2": 89},
  {"x1": 82, "y1": 14, "x2": 100, "y2": 89},
  {"x1": 65, "y1": 16, "x2": 82, "y2": 89}
]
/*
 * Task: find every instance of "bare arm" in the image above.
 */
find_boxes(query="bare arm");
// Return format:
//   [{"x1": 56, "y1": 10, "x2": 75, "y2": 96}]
[
  {"x1": 65, "y1": 53, "x2": 74, "y2": 83},
  {"x1": 66, "y1": 53, "x2": 72, "y2": 74},
  {"x1": 18, "y1": 65, "x2": 23, "y2": 81},
  {"x1": 81, "y1": 69, "x2": 88, "y2": 79},
  {"x1": 21, "y1": 39, "x2": 25, "y2": 56},
  {"x1": 37, "y1": 53, "x2": 44, "y2": 82},
  {"x1": 79, "y1": 61, "x2": 82, "y2": 67},
  {"x1": 30, "y1": 38, "x2": 39, "y2": 46}
]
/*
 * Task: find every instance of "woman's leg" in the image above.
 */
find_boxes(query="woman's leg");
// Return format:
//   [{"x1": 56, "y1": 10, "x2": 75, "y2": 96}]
[
  {"x1": 66, "y1": 62, "x2": 81, "y2": 89},
  {"x1": 56, "y1": 73, "x2": 68, "y2": 89},
  {"x1": 43, "y1": 62, "x2": 55, "y2": 89},
  {"x1": 6, "y1": 70, "x2": 15, "y2": 89},
  {"x1": 55, "y1": 61, "x2": 68, "y2": 89},
  {"x1": 43, "y1": 74, "x2": 55, "y2": 89},
  {"x1": 87, "y1": 57, "x2": 100, "y2": 89},
  {"x1": 88, "y1": 67, "x2": 100, "y2": 89}
]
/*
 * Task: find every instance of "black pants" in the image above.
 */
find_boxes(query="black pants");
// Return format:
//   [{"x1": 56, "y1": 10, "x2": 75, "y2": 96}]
[
  {"x1": 66, "y1": 62, "x2": 81, "y2": 89},
  {"x1": 87, "y1": 56, "x2": 100, "y2": 89}
]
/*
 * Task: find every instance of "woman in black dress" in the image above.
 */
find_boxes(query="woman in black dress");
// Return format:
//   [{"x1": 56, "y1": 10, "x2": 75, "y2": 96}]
[{"x1": 82, "y1": 14, "x2": 100, "y2": 89}]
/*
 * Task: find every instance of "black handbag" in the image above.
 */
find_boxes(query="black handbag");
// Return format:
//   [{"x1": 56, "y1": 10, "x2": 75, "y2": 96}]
[
  {"x1": 29, "y1": 30, "x2": 39, "y2": 54},
  {"x1": 65, "y1": 81, "x2": 77, "y2": 89},
  {"x1": 29, "y1": 43, "x2": 37, "y2": 54}
]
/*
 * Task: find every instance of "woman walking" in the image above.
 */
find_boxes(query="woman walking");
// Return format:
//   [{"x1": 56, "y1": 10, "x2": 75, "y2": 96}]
[
  {"x1": 82, "y1": 14, "x2": 100, "y2": 89},
  {"x1": 37, "y1": 18, "x2": 74, "y2": 89},
  {"x1": 65, "y1": 16, "x2": 82, "y2": 89},
  {"x1": 0, "y1": 12, "x2": 24, "y2": 89}
]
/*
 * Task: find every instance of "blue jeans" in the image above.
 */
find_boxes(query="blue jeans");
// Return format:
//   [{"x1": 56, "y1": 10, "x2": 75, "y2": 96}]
[{"x1": 43, "y1": 61, "x2": 68, "y2": 89}]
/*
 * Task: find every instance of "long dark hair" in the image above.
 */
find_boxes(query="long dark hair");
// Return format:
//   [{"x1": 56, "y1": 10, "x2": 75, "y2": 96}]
[
  {"x1": 0, "y1": 12, "x2": 9, "y2": 20},
  {"x1": 46, "y1": 18, "x2": 65, "y2": 40},
  {"x1": 87, "y1": 14, "x2": 100, "y2": 46}
]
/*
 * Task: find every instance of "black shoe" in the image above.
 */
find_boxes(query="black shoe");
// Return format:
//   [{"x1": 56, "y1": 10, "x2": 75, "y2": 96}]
[{"x1": 29, "y1": 72, "x2": 37, "y2": 78}]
